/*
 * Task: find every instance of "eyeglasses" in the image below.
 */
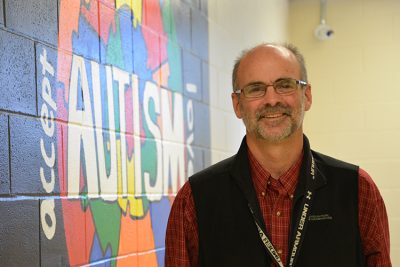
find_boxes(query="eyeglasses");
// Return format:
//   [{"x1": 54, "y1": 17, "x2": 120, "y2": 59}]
[{"x1": 234, "y1": 78, "x2": 307, "y2": 98}]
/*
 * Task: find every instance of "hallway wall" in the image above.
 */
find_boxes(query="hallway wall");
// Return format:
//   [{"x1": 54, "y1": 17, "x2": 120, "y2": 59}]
[
  {"x1": 0, "y1": 0, "x2": 288, "y2": 266},
  {"x1": 289, "y1": 0, "x2": 400, "y2": 265}
]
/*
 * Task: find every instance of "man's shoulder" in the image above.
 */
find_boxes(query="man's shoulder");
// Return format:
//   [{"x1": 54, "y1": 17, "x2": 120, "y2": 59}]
[{"x1": 312, "y1": 150, "x2": 358, "y2": 172}]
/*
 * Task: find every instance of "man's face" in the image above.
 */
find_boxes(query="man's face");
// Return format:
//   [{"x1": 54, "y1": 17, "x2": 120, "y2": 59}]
[{"x1": 232, "y1": 45, "x2": 312, "y2": 143}]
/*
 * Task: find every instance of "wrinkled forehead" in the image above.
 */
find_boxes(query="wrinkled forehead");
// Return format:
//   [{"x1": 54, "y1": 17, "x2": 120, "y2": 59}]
[{"x1": 237, "y1": 45, "x2": 301, "y2": 85}]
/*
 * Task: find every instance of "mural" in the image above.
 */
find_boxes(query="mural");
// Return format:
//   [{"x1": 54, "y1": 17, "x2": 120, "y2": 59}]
[{"x1": 37, "y1": 0, "x2": 209, "y2": 266}]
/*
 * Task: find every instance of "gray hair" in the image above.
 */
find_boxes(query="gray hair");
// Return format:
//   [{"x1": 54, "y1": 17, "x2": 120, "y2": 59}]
[{"x1": 232, "y1": 43, "x2": 308, "y2": 91}]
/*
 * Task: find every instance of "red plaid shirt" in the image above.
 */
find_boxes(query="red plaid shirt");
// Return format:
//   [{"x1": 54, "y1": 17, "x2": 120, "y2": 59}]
[{"x1": 165, "y1": 150, "x2": 391, "y2": 267}]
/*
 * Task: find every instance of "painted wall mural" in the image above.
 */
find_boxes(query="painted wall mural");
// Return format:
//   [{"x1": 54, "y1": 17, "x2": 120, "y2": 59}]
[{"x1": 36, "y1": 0, "x2": 209, "y2": 266}]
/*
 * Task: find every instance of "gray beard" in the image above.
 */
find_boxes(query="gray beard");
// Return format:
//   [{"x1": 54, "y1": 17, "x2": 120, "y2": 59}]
[{"x1": 241, "y1": 100, "x2": 305, "y2": 143}]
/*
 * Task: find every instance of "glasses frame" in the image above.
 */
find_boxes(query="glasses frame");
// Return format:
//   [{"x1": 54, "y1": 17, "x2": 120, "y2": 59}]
[{"x1": 234, "y1": 78, "x2": 308, "y2": 98}]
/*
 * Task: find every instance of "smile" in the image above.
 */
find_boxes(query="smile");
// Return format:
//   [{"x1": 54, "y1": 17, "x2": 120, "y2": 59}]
[
  {"x1": 264, "y1": 113, "x2": 285, "y2": 118},
  {"x1": 259, "y1": 113, "x2": 288, "y2": 120},
  {"x1": 256, "y1": 105, "x2": 291, "y2": 121}
]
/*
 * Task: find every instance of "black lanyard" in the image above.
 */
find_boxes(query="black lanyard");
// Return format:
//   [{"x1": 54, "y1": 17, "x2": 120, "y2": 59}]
[{"x1": 248, "y1": 155, "x2": 316, "y2": 267}]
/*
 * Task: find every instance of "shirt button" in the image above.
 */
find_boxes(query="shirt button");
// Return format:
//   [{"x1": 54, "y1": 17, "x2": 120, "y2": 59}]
[
  {"x1": 278, "y1": 249, "x2": 282, "y2": 254},
  {"x1": 276, "y1": 211, "x2": 281, "y2": 217},
  {"x1": 290, "y1": 194, "x2": 294, "y2": 199},
  {"x1": 261, "y1": 192, "x2": 265, "y2": 197}
]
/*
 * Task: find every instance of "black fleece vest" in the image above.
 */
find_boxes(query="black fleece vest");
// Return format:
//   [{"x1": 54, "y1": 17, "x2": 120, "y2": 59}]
[{"x1": 189, "y1": 136, "x2": 365, "y2": 267}]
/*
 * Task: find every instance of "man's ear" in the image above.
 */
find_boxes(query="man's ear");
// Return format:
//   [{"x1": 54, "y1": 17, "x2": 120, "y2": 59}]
[
  {"x1": 304, "y1": 84, "x2": 312, "y2": 111},
  {"x1": 232, "y1": 93, "x2": 242, "y2": 118}
]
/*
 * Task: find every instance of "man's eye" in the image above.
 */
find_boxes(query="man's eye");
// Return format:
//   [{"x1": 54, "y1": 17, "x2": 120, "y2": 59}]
[
  {"x1": 276, "y1": 79, "x2": 295, "y2": 89},
  {"x1": 246, "y1": 85, "x2": 265, "y2": 93}
]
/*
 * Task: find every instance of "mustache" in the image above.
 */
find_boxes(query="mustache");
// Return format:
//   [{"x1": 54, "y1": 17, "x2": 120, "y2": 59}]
[{"x1": 256, "y1": 103, "x2": 292, "y2": 120}]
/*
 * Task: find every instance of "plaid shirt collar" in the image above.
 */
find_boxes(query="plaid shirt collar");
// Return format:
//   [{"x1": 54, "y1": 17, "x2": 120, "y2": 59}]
[{"x1": 248, "y1": 147, "x2": 303, "y2": 198}]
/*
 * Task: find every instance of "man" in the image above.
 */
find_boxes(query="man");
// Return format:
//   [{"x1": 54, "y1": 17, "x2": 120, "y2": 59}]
[{"x1": 165, "y1": 43, "x2": 391, "y2": 267}]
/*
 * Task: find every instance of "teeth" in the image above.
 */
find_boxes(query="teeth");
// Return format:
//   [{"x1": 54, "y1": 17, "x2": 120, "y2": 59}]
[{"x1": 265, "y1": 114, "x2": 283, "y2": 118}]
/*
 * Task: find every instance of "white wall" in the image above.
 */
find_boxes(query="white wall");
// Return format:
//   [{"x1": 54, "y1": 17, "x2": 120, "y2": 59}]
[
  {"x1": 208, "y1": 0, "x2": 289, "y2": 162},
  {"x1": 289, "y1": 0, "x2": 400, "y2": 265}
]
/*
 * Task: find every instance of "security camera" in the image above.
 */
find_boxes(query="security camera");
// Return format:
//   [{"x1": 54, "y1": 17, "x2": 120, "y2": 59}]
[{"x1": 314, "y1": 23, "x2": 334, "y2": 41}]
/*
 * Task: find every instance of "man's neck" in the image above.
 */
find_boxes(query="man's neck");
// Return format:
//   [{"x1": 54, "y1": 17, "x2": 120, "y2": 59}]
[{"x1": 246, "y1": 132, "x2": 304, "y2": 179}]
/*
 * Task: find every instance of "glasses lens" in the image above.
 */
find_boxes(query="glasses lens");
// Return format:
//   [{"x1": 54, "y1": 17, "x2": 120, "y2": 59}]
[
  {"x1": 274, "y1": 78, "x2": 298, "y2": 95},
  {"x1": 243, "y1": 84, "x2": 266, "y2": 98}
]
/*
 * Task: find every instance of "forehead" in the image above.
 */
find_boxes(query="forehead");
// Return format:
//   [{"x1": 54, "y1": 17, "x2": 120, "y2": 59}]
[{"x1": 237, "y1": 45, "x2": 301, "y2": 86}]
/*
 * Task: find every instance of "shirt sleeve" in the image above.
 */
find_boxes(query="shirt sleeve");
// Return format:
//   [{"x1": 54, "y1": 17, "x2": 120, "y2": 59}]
[
  {"x1": 165, "y1": 181, "x2": 199, "y2": 267},
  {"x1": 358, "y1": 168, "x2": 391, "y2": 267}
]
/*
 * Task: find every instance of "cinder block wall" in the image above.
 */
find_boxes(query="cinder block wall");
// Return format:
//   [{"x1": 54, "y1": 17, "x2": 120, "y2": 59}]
[
  {"x1": 0, "y1": 0, "x2": 210, "y2": 266},
  {"x1": 0, "y1": 0, "x2": 288, "y2": 266},
  {"x1": 289, "y1": 0, "x2": 400, "y2": 265}
]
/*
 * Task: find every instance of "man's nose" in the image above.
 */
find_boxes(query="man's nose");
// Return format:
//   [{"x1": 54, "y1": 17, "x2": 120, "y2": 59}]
[{"x1": 262, "y1": 85, "x2": 281, "y2": 106}]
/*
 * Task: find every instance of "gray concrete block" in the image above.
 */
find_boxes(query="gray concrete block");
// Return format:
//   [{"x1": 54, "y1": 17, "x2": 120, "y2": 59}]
[
  {"x1": 0, "y1": 29, "x2": 36, "y2": 115},
  {"x1": 10, "y1": 115, "x2": 60, "y2": 194},
  {"x1": 5, "y1": 0, "x2": 58, "y2": 45},
  {"x1": 202, "y1": 60, "x2": 210, "y2": 104},
  {"x1": 0, "y1": 199, "x2": 40, "y2": 267},
  {"x1": 183, "y1": 50, "x2": 202, "y2": 101},
  {"x1": 171, "y1": 0, "x2": 191, "y2": 50},
  {"x1": 191, "y1": 8, "x2": 209, "y2": 61},
  {"x1": 192, "y1": 99, "x2": 210, "y2": 148},
  {"x1": 183, "y1": 97, "x2": 210, "y2": 148},
  {"x1": 40, "y1": 198, "x2": 70, "y2": 267},
  {"x1": 186, "y1": 145, "x2": 204, "y2": 176}
]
